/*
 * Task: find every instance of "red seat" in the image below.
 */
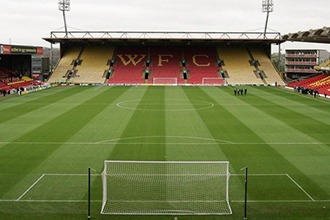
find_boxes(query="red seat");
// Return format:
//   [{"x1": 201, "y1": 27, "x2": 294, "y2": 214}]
[{"x1": 108, "y1": 46, "x2": 146, "y2": 84}]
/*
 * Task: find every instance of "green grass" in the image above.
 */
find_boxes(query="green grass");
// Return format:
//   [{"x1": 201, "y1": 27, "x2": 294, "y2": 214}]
[{"x1": 0, "y1": 86, "x2": 329, "y2": 220}]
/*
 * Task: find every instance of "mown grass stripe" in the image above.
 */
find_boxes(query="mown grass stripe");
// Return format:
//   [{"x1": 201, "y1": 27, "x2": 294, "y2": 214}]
[
  {"x1": 212, "y1": 86, "x2": 330, "y2": 200},
  {"x1": 164, "y1": 87, "x2": 229, "y2": 161},
  {"x1": 0, "y1": 86, "x2": 330, "y2": 220},
  {"x1": 0, "y1": 87, "x2": 127, "y2": 198},
  {"x1": 0, "y1": 87, "x2": 88, "y2": 124},
  {"x1": 183, "y1": 87, "x2": 267, "y2": 168},
  {"x1": 109, "y1": 86, "x2": 166, "y2": 161},
  {"x1": 246, "y1": 87, "x2": 330, "y2": 147},
  {"x1": 190, "y1": 87, "x2": 328, "y2": 201},
  {"x1": 252, "y1": 87, "x2": 330, "y2": 125}
]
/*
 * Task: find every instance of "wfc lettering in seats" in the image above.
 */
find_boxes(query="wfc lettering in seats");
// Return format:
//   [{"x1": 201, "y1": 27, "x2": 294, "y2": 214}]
[{"x1": 117, "y1": 54, "x2": 211, "y2": 67}]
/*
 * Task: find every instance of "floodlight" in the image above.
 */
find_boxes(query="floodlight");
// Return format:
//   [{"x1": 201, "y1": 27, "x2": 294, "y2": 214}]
[
  {"x1": 262, "y1": 0, "x2": 274, "y2": 13},
  {"x1": 58, "y1": 0, "x2": 71, "y2": 37},
  {"x1": 262, "y1": 0, "x2": 274, "y2": 38}
]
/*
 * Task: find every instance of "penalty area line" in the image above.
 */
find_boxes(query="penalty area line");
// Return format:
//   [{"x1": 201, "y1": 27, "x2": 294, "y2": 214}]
[
  {"x1": 231, "y1": 199, "x2": 330, "y2": 203},
  {"x1": 286, "y1": 174, "x2": 315, "y2": 201},
  {"x1": 1, "y1": 199, "x2": 330, "y2": 203},
  {"x1": 16, "y1": 174, "x2": 45, "y2": 201},
  {"x1": 0, "y1": 199, "x2": 102, "y2": 203}
]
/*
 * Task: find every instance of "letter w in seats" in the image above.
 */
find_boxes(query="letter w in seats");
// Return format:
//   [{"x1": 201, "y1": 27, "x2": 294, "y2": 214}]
[{"x1": 117, "y1": 54, "x2": 146, "y2": 66}]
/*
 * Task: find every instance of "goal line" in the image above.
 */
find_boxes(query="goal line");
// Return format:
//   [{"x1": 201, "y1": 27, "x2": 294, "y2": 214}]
[
  {"x1": 202, "y1": 77, "x2": 225, "y2": 86},
  {"x1": 2, "y1": 172, "x2": 321, "y2": 204},
  {"x1": 152, "y1": 77, "x2": 178, "y2": 86},
  {"x1": 101, "y1": 160, "x2": 232, "y2": 215}
]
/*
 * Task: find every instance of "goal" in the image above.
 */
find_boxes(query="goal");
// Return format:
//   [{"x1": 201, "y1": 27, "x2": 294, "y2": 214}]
[
  {"x1": 101, "y1": 160, "x2": 232, "y2": 215},
  {"x1": 152, "y1": 77, "x2": 178, "y2": 86},
  {"x1": 202, "y1": 77, "x2": 225, "y2": 86}
]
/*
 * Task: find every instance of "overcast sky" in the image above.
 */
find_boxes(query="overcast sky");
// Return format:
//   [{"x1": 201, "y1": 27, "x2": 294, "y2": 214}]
[{"x1": 1, "y1": 0, "x2": 329, "y2": 52}]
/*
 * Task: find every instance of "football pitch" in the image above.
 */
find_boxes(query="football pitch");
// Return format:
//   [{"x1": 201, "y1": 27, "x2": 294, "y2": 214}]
[{"x1": 0, "y1": 85, "x2": 329, "y2": 220}]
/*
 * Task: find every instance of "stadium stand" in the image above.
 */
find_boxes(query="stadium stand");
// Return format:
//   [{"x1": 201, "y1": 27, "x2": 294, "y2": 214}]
[
  {"x1": 217, "y1": 46, "x2": 264, "y2": 85},
  {"x1": 148, "y1": 46, "x2": 184, "y2": 84},
  {"x1": 7, "y1": 80, "x2": 33, "y2": 89},
  {"x1": 250, "y1": 47, "x2": 285, "y2": 85},
  {"x1": 48, "y1": 46, "x2": 82, "y2": 83},
  {"x1": 314, "y1": 60, "x2": 330, "y2": 71},
  {"x1": 0, "y1": 81, "x2": 11, "y2": 91},
  {"x1": 48, "y1": 39, "x2": 286, "y2": 86},
  {"x1": 309, "y1": 76, "x2": 330, "y2": 95},
  {"x1": 0, "y1": 68, "x2": 34, "y2": 91},
  {"x1": 108, "y1": 46, "x2": 146, "y2": 84},
  {"x1": 74, "y1": 46, "x2": 114, "y2": 84},
  {"x1": 184, "y1": 47, "x2": 221, "y2": 84},
  {"x1": 0, "y1": 74, "x2": 35, "y2": 92},
  {"x1": 44, "y1": 31, "x2": 287, "y2": 86},
  {"x1": 288, "y1": 74, "x2": 326, "y2": 88},
  {"x1": 0, "y1": 69, "x2": 10, "y2": 86},
  {"x1": 288, "y1": 74, "x2": 330, "y2": 95}
]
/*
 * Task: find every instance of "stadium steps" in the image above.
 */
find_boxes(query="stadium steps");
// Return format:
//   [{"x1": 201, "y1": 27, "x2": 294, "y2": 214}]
[
  {"x1": 73, "y1": 46, "x2": 114, "y2": 84},
  {"x1": 49, "y1": 46, "x2": 83, "y2": 83},
  {"x1": 217, "y1": 46, "x2": 264, "y2": 85},
  {"x1": 250, "y1": 47, "x2": 286, "y2": 86},
  {"x1": 246, "y1": 47, "x2": 268, "y2": 85}
]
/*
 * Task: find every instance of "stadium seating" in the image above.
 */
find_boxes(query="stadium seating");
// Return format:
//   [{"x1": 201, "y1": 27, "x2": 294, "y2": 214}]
[
  {"x1": 184, "y1": 47, "x2": 220, "y2": 84},
  {"x1": 304, "y1": 75, "x2": 330, "y2": 94},
  {"x1": 315, "y1": 60, "x2": 330, "y2": 71},
  {"x1": 217, "y1": 46, "x2": 264, "y2": 85},
  {"x1": 108, "y1": 46, "x2": 146, "y2": 84},
  {"x1": 0, "y1": 69, "x2": 10, "y2": 79},
  {"x1": 74, "y1": 46, "x2": 114, "y2": 84},
  {"x1": 7, "y1": 80, "x2": 33, "y2": 89},
  {"x1": 310, "y1": 76, "x2": 330, "y2": 95},
  {"x1": 0, "y1": 81, "x2": 11, "y2": 91},
  {"x1": 0, "y1": 68, "x2": 36, "y2": 91},
  {"x1": 148, "y1": 46, "x2": 184, "y2": 84},
  {"x1": 49, "y1": 44, "x2": 286, "y2": 86},
  {"x1": 0, "y1": 74, "x2": 35, "y2": 92},
  {"x1": 250, "y1": 47, "x2": 286, "y2": 86},
  {"x1": 288, "y1": 74, "x2": 330, "y2": 95},
  {"x1": 48, "y1": 46, "x2": 82, "y2": 83},
  {"x1": 288, "y1": 74, "x2": 326, "y2": 88}
]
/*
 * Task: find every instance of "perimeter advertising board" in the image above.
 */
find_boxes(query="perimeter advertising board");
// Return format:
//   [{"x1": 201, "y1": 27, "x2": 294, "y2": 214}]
[{"x1": 0, "y1": 44, "x2": 43, "y2": 55}]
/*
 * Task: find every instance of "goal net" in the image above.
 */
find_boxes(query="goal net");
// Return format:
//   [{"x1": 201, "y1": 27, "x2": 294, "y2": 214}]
[
  {"x1": 202, "y1": 77, "x2": 225, "y2": 86},
  {"x1": 101, "y1": 160, "x2": 232, "y2": 216},
  {"x1": 152, "y1": 77, "x2": 178, "y2": 86}
]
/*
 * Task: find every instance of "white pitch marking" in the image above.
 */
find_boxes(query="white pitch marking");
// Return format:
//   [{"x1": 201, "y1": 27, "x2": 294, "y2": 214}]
[
  {"x1": 16, "y1": 174, "x2": 45, "y2": 201},
  {"x1": 1, "y1": 141, "x2": 329, "y2": 145},
  {"x1": 286, "y1": 174, "x2": 315, "y2": 201},
  {"x1": 116, "y1": 99, "x2": 215, "y2": 112},
  {"x1": 1, "y1": 199, "x2": 329, "y2": 203},
  {"x1": 231, "y1": 173, "x2": 287, "y2": 176},
  {"x1": 0, "y1": 199, "x2": 102, "y2": 203},
  {"x1": 2, "y1": 173, "x2": 322, "y2": 203},
  {"x1": 231, "y1": 200, "x2": 329, "y2": 203},
  {"x1": 44, "y1": 173, "x2": 101, "y2": 176}
]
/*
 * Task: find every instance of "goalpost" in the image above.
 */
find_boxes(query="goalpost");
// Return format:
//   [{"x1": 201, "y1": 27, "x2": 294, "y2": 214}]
[
  {"x1": 101, "y1": 160, "x2": 232, "y2": 216},
  {"x1": 202, "y1": 77, "x2": 225, "y2": 86},
  {"x1": 152, "y1": 77, "x2": 178, "y2": 86}
]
